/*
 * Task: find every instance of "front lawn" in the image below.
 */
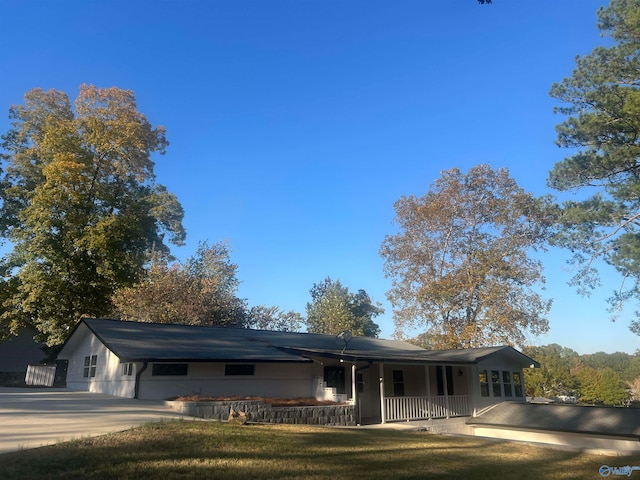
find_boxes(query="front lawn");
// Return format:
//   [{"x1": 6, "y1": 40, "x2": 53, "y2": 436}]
[{"x1": 0, "y1": 421, "x2": 635, "y2": 479}]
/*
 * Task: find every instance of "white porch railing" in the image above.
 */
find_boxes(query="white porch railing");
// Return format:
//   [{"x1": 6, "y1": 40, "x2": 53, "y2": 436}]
[{"x1": 384, "y1": 395, "x2": 471, "y2": 422}]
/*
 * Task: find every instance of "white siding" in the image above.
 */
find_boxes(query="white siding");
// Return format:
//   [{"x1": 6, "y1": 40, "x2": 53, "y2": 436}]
[
  {"x1": 60, "y1": 325, "x2": 348, "y2": 401},
  {"x1": 64, "y1": 328, "x2": 136, "y2": 398},
  {"x1": 137, "y1": 362, "x2": 323, "y2": 401}
]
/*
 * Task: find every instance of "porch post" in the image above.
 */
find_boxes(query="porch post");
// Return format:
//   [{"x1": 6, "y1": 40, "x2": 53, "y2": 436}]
[
  {"x1": 443, "y1": 364, "x2": 450, "y2": 419},
  {"x1": 351, "y1": 363, "x2": 356, "y2": 404},
  {"x1": 379, "y1": 363, "x2": 386, "y2": 424},
  {"x1": 424, "y1": 365, "x2": 432, "y2": 420}
]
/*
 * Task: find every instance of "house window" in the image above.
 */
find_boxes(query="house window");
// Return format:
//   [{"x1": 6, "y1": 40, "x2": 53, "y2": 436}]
[
  {"x1": 479, "y1": 370, "x2": 489, "y2": 397},
  {"x1": 392, "y1": 370, "x2": 405, "y2": 396},
  {"x1": 225, "y1": 364, "x2": 255, "y2": 376},
  {"x1": 121, "y1": 363, "x2": 133, "y2": 376},
  {"x1": 83, "y1": 355, "x2": 97, "y2": 378},
  {"x1": 502, "y1": 371, "x2": 513, "y2": 397},
  {"x1": 152, "y1": 363, "x2": 188, "y2": 376},
  {"x1": 513, "y1": 372, "x2": 523, "y2": 397},
  {"x1": 356, "y1": 373, "x2": 364, "y2": 393},
  {"x1": 491, "y1": 370, "x2": 501, "y2": 397},
  {"x1": 324, "y1": 366, "x2": 346, "y2": 394}
]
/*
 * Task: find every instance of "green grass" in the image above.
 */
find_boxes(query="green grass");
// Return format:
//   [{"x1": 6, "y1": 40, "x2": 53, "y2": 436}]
[{"x1": 0, "y1": 420, "x2": 637, "y2": 479}]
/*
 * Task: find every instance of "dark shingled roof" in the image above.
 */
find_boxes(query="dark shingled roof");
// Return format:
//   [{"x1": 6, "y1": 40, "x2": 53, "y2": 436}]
[
  {"x1": 58, "y1": 318, "x2": 538, "y2": 367},
  {"x1": 467, "y1": 402, "x2": 640, "y2": 438},
  {"x1": 411, "y1": 346, "x2": 539, "y2": 367},
  {"x1": 284, "y1": 345, "x2": 538, "y2": 368},
  {"x1": 59, "y1": 318, "x2": 425, "y2": 363}
]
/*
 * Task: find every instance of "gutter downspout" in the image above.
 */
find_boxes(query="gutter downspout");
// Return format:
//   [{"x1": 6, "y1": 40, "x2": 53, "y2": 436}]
[{"x1": 134, "y1": 361, "x2": 148, "y2": 400}]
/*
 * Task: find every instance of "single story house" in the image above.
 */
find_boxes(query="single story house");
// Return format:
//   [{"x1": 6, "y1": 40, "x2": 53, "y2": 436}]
[{"x1": 57, "y1": 318, "x2": 538, "y2": 425}]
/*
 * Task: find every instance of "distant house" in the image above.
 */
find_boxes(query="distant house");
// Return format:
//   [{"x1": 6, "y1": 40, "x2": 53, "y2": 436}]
[
  {"x1": 57, "y1": 318, "x2": 537, "y2": 425},
  {"x1": 0, "y1": 326, "x2": 46, "y2": 385}
]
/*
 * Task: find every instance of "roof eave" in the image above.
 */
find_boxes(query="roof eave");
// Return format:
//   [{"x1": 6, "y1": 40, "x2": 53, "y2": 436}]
[{"x1": 119, "y1": 357, "x2": 313, "y2": 364}]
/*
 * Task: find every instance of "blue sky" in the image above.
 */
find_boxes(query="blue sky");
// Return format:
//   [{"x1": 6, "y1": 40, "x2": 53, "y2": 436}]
[{"x1": 1, "y1": 0, "x2": 636, "y2": 354}]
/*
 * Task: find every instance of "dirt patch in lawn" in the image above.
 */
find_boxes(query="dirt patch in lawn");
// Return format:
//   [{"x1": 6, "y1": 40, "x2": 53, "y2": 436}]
[{"x1": 172, "y1": 396, "x2": 347, "y2": 407}]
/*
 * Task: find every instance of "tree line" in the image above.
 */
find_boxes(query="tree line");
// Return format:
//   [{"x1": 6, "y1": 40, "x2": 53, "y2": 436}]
[
  {"x1": 522, "y1": 344, "x2": 640, "y2": 406},
  {"x1": 1, "y1": 0, "x2": 640, "y2": 358}
]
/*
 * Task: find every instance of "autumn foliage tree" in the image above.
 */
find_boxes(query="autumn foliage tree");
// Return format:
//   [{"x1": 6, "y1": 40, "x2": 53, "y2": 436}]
[
  {"x1": 113, "y1": 241, "x2": 304, "y2": 331},
  {"x1": 381, "y1": 165, "x2": 557, "y2": 348},
  {"x1": 112, "y1": 242, "x2": 246, "y2": 327},
  {"x1": 246, "y1": 305, "x2": 304, "y2": 332},
  {"x1": 0, "y1": 85, "x2": 185, "y2": 346}
]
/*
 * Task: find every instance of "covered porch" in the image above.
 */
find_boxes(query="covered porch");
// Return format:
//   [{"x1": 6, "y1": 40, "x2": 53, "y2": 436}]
[
  {"x1": 356, "y1": 363, "x2": 474, "y2": 424},
  {"x1": 380, "y1": 363, "x2": 473, "y2": 423},
  {"x1": 300, "y1": 344, "x2": 535, "y2": 426}
]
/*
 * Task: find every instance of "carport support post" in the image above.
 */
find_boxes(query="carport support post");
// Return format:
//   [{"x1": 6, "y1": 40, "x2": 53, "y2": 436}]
[{"x1": 379, "y1": 363, "x2": 386, "y2": 424}]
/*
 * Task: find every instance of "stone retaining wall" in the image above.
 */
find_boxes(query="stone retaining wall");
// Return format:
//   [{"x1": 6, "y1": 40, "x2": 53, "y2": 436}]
[{"x1": 167, "y1": 400, "x2": 357, "y2": 426}]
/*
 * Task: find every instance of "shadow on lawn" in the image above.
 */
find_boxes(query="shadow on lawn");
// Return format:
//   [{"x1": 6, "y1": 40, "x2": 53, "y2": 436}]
[{"x1": 0, "y1": 422, "x2": 637, "y2": 479}]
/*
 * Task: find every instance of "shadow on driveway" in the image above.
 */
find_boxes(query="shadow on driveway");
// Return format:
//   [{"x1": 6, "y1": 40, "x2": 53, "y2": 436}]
[{"x1": 0, "y1": 387, "x2": 184, "y2": 453}]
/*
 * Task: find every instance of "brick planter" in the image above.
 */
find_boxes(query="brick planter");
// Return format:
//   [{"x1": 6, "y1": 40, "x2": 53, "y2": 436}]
[{"x1": 166, "y1": 400, "x2": 357, "y2": 426}]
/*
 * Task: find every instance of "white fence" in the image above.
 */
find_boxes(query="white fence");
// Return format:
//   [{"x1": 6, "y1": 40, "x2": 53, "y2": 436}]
[
  {"x1": 25, "y1": 364, "x2": 56, "y2": 387},
  {"x1": 384, "y1": 395, "x2": 471, "y2": 422}
]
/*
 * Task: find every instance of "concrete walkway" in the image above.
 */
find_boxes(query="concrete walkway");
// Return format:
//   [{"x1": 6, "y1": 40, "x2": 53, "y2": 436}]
[{"x1": 0, "y1": 387, "x2": 183, "y2": 454}]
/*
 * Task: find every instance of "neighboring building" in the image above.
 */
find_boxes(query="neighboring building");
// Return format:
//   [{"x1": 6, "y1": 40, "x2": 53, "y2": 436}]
[
  {"x1": 57, "y1": 318, "x2": 537, "y2": 425},
  {"x1": 0, "y1": 326, "x2": 46, "y2": 385}
]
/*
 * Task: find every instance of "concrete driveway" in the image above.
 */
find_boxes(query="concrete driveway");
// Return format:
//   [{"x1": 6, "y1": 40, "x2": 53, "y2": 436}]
[{"x1": 0, "y1": 387, "x2": 184, "y2": 454}]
